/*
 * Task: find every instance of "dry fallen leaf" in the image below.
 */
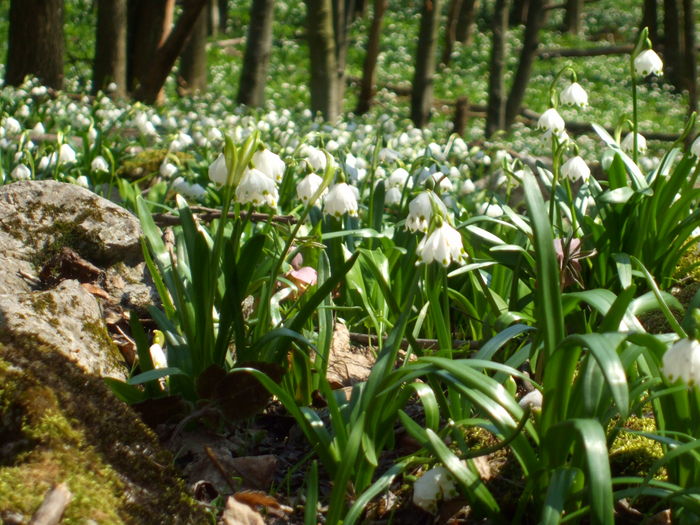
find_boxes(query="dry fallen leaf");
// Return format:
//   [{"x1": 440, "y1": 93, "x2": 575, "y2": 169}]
[
  {"x1": 326, "y1": 322, "x2": 375, "y2": 387},
  {"x1": 80, "y1": 282, "x2": 111, "y2": 299},
  {"x1": 218, "y1": 496, "x2": 265, "y2": 525}
]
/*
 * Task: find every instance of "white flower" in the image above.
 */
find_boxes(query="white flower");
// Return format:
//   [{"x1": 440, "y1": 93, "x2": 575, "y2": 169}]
[
  {"x1": 518, "y1": 390, "x2": 543, "y2": 411},
  {"x1": 385, "y1": 186, "x2": 402, "y2": 205},
  {"x1": 477, "y1": 202, "x2": 504, "y2": 218},
  {"x1": 11, "y1": 164, "x2": 31, "y2": 180},
  {"x1": 691, "y1": 136, "x2": 700, "y2": 157},
  {"x1": 253, "y1": 148, "x2": 285, "y2": 182},
  {"x1": 560, "y1": 82, "x2": 588, "y2": 108},
  {"x1": 634, "y1": 49, "x2": 663, "y2": 77},
  {"x1": 91, "y1": 155, "x2": 109, "y2": 173},
  {"x1": 561, "y1": 156, "x2": 591, "y2": 182},
  {"x1": 172, "y1": 176, "x2": 207, "y2": 200},
  {"x1": 208, "y1": 153, "x2": 229, "y2": 185},
  {"x1": 3, "y1": 117, "x2": 22, "y2": 135},
  {"x1": 538, "y1": 108, "x2": 565, "y2": 133},
  {"x1": 235, "y1": 168, "x2": 278, "y2": 208},
  {"x1": 406, "y1": 192, "x2": 443, "y2": 233},
  {"x1": 621, "y1": 132, "x2": 647, "y2": 153},
  {"x1": 305, "y1": 146, "x2": 330, "y2": 171},
  {"x1": 160, "y1": 161, "x2": 178, "y2": 178},
  {"x1": 662, "y1": 338, "x2": 700, "y2": 386},
  {"x1": 296, "y1": 173, "x2": 326, "y2": 203},
  {"x1": 75, "y1": 175, "x2": 90, "y2": 188},
  {"x1": 417, "y1": 222, "x2": 465, "y2": 267},
  {"x1": 324, "y1": 182, "x2": 358, "y2": 218},
  {"x1": 30, "y1": 122, "x2": 45, "y2": 138},
  {"x1": 149, "y1": 343, "x2": 168, "y2": 369},
  {"x1": 170, "y1": 131, "x2": 193, "y2": 151},
  {"x1": 412, "y1": 466, "x2": 458, "y2": 513},
  {"x1": 58, "y1": 143, "x2": 77, "y2": 164}
]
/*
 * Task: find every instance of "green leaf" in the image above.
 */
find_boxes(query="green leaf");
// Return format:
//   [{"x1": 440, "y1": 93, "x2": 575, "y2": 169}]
[{"x1": 127, "y1": 367, "x2": 187, "y2": 385}]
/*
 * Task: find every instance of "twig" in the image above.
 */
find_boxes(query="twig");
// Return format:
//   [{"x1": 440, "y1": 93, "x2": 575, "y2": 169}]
[
  {"x1": 153, "y1": 207, "x2": 297, "y2": 227},
  {"x1": 204, "y1": 446, "x2": 239, "y2": 493},
  {"x1": 29, "y1": 483, "x2": 71, "y2": 525},
  {"x1": 348, "y1": 332, "x2": 479, "y2": 351}
]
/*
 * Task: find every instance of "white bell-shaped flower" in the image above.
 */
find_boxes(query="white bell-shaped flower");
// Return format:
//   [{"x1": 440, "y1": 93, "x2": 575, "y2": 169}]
[
  {"x1": 296, "y1": 173, "x2": 326, "y2": 203},
  {"x1": 58, "y1": 143, "x2": 77, "y2": 165},
  {"x1": 160, "y1": 161, "x2": 178, "y2": 179},
  {"x1": 173, "y1": 177, "x2": 207, "y2": 200},
  {"x1": 305, "y1": 146, "x2": 330, "y2": 172},
  {"x1": 634, "y1": 49, "x2": 663, "y2": 77},
  {"x1": 384, "y1": 186, "x2": 402, "y2": 205},
  {"x1": 91, "y1": 155, "x2": 109, "y2": 173},
  {"x1": 518, "y1": 390, "x2": 543, "y2": 411},
  {"x1": 621, "y1": 132, "x2": 647, "y2": 153},
  {"x1": 388, "y1": 167, "x2": 411, "y2": 189},
  {"x1": 11, "y1": 164, "x2": 31, "y2": 180},
  {"x1": 477, "y1": 202, "x2": 504, "y2": 218},
  {"x1": 417, "y1": 222, "x2": 466, "y2": 267},
  {"x1": 412, "y1": 466, "x2": 458, "y2": 513},
  {"x1": 3, "y1": 117, "x2": 22, "y2": 135},
  {"x1": 406, "y1": 192, "x2": 445, "y2": 233},
  {"x1": 235, "y1": 168, "x2": 279, "y2": 208},
  {"x1": 561, "y1": 156, "x2": 591, "y2": 182},
  {"x1": 663, "y1": 338, "x2": 700, "y2": 386},
  {"x1": 560, "y1": 82, "x2": 588, "y2": 108},
  {"x1": 691, "y1": 136, "x2": 700, "y2": 158},
  {"x1": 208, "y1": 153, "x2": 229, "y2": 186},
  {"x1": 538, "y1": 108, "x2": 565, "y2": 133},
  {"x1": 324, "y1": 182, "x2": 358, "y2": 217},
  {"x1": 253, "y1": 148, "x2": 285, "y2": 182},
  {"x1": 149, "y1": 343, "x2": 168, "y2": 369}
]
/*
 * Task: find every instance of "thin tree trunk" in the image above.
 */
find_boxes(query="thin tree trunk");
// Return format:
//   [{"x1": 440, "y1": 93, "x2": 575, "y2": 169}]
[
  {"x1": 505, "y1": 0, "x2": 545, "y2": 127},
  {"x1": 641, "y1": 0, "x2": 658, "y2": 43},
  {"x1": 332, "y1": 0, "x2": 351, "y2": 108},
  {"x1": 306, "y1": 0, "x2": 339, "y2": 120},
  {"x1": 486, "y1": 0, "x2": 510, "y2": 136},
  {"x1": 682, "y1": 0, "x2": 697, "y2": 114},
  {"x1": 179, "y1": 2, "x2": 209, "y2": 95},
  {"x1": 562, "y1": 0, "x2": 582, "y2": 35},
  {"x1": 93, "y1": 0, "x2": 127, "y2": 97},
  {"x1": 442, "y1": 0, "x2": 463, "y2": 65},
  {"x1": 510, "y1": 0, "x2": 529, "y2": 25},
  {"x1": 455, "y1": 0, "x2": 478, "y2": 45},
  {"x1": 218, "y1": 0, "x2": 228, "y2": 32},
  {"x1": 208, "y1": 0, "x2": 220, "y2": 36},
  {"x1": 6, "y1": 0, "x2": 64, "y2": 89},
  {"x1": 133, "y1": 0, "x2": 209, "y2": 104},
  {"x1": 411, "y1": 0, "x2": 441, "y2": 128},
  {"x1": 663, "y1": 0, "x2": 683, "y2": 89},
  {"x1": 237, "y1": 0, "x2": 275, "y2": 106},
  {"x1": 356, "y1": 0, "x2": 387, "y2": 114}
]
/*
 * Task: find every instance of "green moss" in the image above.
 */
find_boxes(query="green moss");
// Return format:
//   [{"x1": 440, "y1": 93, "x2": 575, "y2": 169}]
[
  {"x1": 117, "y1": 150, "x2": 193, "y2": 182},
  {"x1": 610, "y1": 416, "x2": 664, "y2": 479},
  {"x1": 0, "y1": 340, "x2": 208, "y2": 524},
  {"x1": 29, "y1": 292, "x2": 59, "y2": 316}
]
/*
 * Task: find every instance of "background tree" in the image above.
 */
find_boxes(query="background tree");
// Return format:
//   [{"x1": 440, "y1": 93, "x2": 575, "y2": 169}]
[
  {"x1": 681, "y1": 0, "x2": 696, "y2": 115},
  {"x1": 356, "y1": 0, "x2": 387, "y2": 114},
  {"x1": 237, "y1": 0, "x2": 275, "y2": 107},
  {"x1": 179, "y1": 4, "x2": 209, "y2": 95},
  {"x1": 93, "y1": 0, "x2": 127, "y2": 97},
  {"x1": 332, "y1": 0, "x2": 352, "y2": 105},
  {"x1": 455, "y1": 0, "x2": 478, "y2": 45},
  {"x1": 485, "y1": 0, "x2": 510, "y2": 136},
  {"x1": 562, "y1": 0, "x2": 583, "y2": 35},
  {"x1": 410, "y1": 0, "x2": 441, "y2": 128},
  {"x1": 442, "y1": 0, "x2": 463, "y2": 65},
  {"x1": 641, "y1": 0, "x2": 658, "y2": 44},
  {"x1": 505, "y1": 0, "x2": 544, "y2": 127},
  {"x1": 6, "y1": 0, "x2": 64, "y2": 89},
  {"x1": 662, "y1": 0, "x2": 682, "y2": 89},
  {"x1": 306, "y1": 0, "x2": 339, "y2": 120}
]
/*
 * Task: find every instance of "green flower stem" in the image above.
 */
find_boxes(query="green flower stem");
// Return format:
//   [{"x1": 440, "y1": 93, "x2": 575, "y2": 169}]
[{"x1": 564, "y1": 177, "x2": 578, "y2": 236}]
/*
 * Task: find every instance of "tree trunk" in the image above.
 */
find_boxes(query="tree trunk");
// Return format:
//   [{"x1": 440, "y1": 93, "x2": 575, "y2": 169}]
[
  {"x1": 356, "y1": 0, "x2": 387, "y2": 114},
  {"x1": 641, "y1": 0, "x2": 658, "y2": 44},
  {"x1": 663, "y1": 0, "x2": 683, "y2": 90},
  {"x1": 93, "y1": 0, "x2": 127, "y2": 97},
  {"x1": 218, "y1": 0, "x2": 229, "y2": 33},
  {"x1": 237, "y1": 0, "x2": 275, "y2": 106},
  {"x1": 455, "y1": 0, "x2": 478, "y2": 45},
  {"x1": 411, "y1": 0, "x2": 441, "y2": 128},
  {"x1": 485, "y1": 0, "x2": 510, "y2": 136},
  {"x1": 208, "y1": 0, "x2": 220, "y2": 36},
  {"x1": 6, "y1": 0, "x2": 64, "y2": 89},
  {"x1": 306, "y1": 0, "x2": 339, "y2": 120},
  {"x1": 133, "y1": 0, "x2": 209, "y2": 104},
  {"x1": 332, "y1": 0, "x2": 351, "y2": 108},
  {"x1": 504, "y1": 0, "x2": 544, "y2": 127},
  {"x1": 682, "y1": 0, "x2": 697, "y2": 114},
  {"x1": 562, "y1": 0, "x2": 582, "y2": 35},
  {"x1": 442, "y1": 0, "x2": 463, "y2": 65},
  {"x1": 179, "y1": 2, "x2": 209, "y2": 95},
  {"x1": 510, "y1": 0, "x2": 529, "y2": 25}
]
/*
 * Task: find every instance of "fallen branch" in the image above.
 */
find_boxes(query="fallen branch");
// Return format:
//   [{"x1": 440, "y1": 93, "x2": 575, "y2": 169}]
[
  {"x1": 349, "y1": 332, "x2": 479, "y2": 351},
  {"x1": 537, "y1": 44, "x2": 633, "y2": 59},
  {"x1": 153, "y1": 206, "x2": 297, "y2": 226},
  {"x1": 29, "y1": 483, "x2": 71, "y2": 525}
]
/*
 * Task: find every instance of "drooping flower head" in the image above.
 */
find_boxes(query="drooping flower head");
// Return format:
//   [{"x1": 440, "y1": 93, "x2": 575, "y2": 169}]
[
  {"x1": 561, "y1": 156, "x2": 591, "y2": 182},
  {"x1": 253, "y1": 148, "x2": 285, "y2": 183},
  {"x1": 560, "y1": 82, "x2": 589, "y2": 108},
  {"x1": 621, "y1": 132, "x2": 647, "y2": 154},
  {"x1": 324, "y1": 182, "x2": 358, "y2": 218},
  {"x1": 406, "y1": 191, "x2": 446, "y2": 233},
  {"x1": 296, "y1": 172, "x2": 326, "y2": 203},
  {"x1": 538, "y1": 108, "x2": 565, "y2": 133},
  {"x1": 412, "y1": 466, "x2": 458, "y2": 514},
  {"x1": 634, "y1": 49, "x2": 663, "y2": 77},
  {"x1": 416, "y1": 219, "x2": 466, "y2": 267},
  {"x1": 235, "y1": 167, "x2": 279, "y2": 208},
  {"x1": 208, "y1": 153, "x2": 229, "y2": 185},
  {"x1": 662, "y1": 338, "x2": 700, "y2": 386}
]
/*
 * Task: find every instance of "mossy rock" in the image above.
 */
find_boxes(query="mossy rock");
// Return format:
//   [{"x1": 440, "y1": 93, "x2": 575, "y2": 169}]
[
  {"x1": 117, "y1": 150, "x2": 193, "y2": 182},
  {"x1": 0, "y1": 339, "x2": 208, "y2": 524}
]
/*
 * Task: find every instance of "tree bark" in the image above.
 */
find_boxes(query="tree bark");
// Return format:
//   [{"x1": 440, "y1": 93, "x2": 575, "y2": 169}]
[
  {"x1": 332, "y1": 0, "x2": 352, "y2": 107},
  {"x1": 218, "y1": 0, "x2": 229, "y2": 33},
  {"x1": 93, "y1": 0, "x2": 127, "y2": 97},
  {"x1": 442, "y1": 0, "x2": 463, "y2": 65},
  {"x1": 641, "y1": 0, "x2": 658, "y2": 45},
  {"x1": 179, "y1": 2, "x2": 209, "y2": 95},
  {"x1": 411, "y1": 0, "x2": 441, "y2": 128},
  {"x1": 662, "y1": 0, "x2": 683, "y2": 89},
  {"x1": 455, "y1": 0, "x2": 478, "y2": 45},
  {"x1": 682, "y1": 0, "x2": 697, "y2": 114},
  {"x1": 208, "y1": 0, "x2": 220, "y2": 36},
  {"x1": 505, "y1": 0, "x2": 545, "y2": 127},
  {"x1": 562, "y1": 0, "x2": 582, "y2": 35},
  {"x1": 485, "y1": 0, "x2": 510, "y2": 136},
  {"x1": 237, "y1": 0, "x2": 275, "y2": 106},
  {"x1": 6, "y1": 0, "x2": 64, "y2": 89},
  {"x1": 510, "y1": 0, "x2": 529, "y2": 25},
  {"x1": 356, "y1": 0, "x2": 387, "y2": 114},
  {"x1": 306, "y1": 0, "x2": 339, "y2": 120},
  {"x1": 133, "y1": 0, "x2": 209, "y2": 104}
]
